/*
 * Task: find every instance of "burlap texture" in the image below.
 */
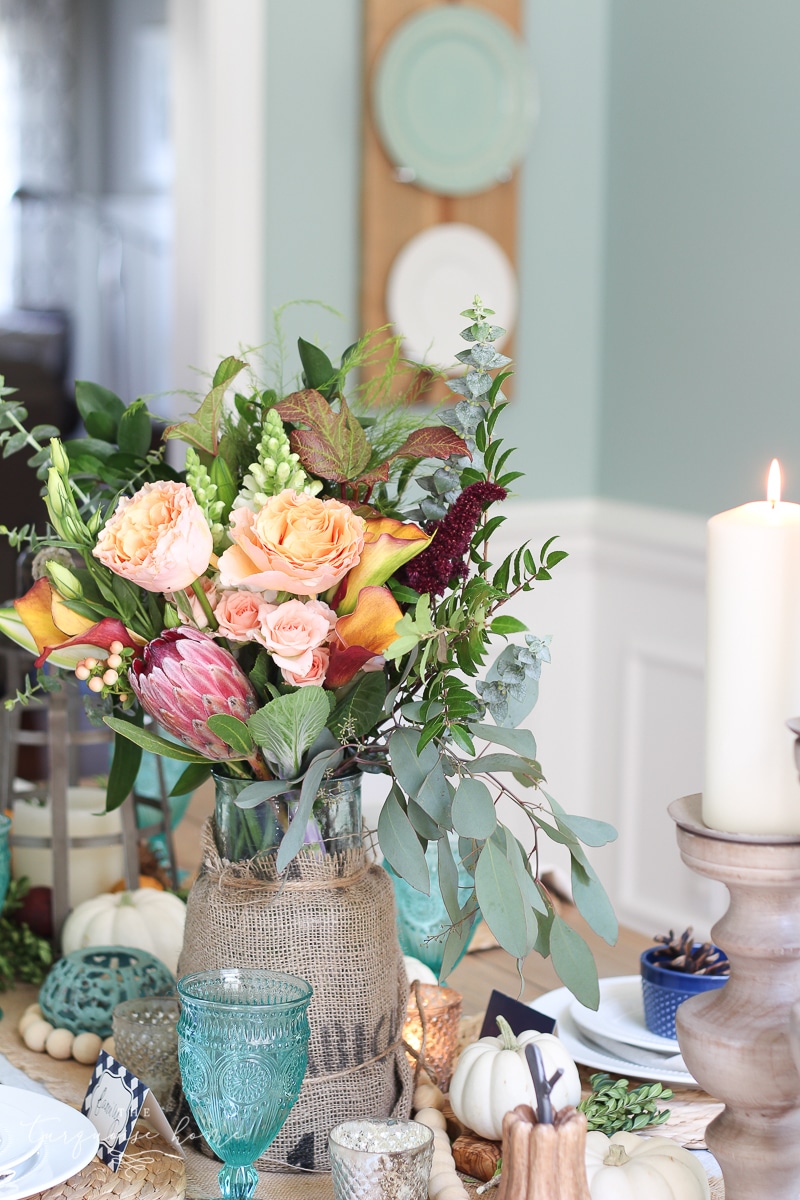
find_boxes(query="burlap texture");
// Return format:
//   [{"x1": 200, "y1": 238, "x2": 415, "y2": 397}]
[{"x1": 177, "y1": 819, "x2": 413, "y2": 1172}]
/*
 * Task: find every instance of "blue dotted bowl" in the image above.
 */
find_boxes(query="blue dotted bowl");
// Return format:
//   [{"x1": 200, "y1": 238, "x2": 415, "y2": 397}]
[
  {"x1": 39, "y1": 946, "x2": 175, "y2": 1038},
  {"x1": 640, "y1": 946, "x2": 729, "y2": 1039}
]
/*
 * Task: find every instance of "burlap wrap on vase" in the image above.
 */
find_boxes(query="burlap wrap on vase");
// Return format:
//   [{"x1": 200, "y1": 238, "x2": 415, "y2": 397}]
[{"x1": 177, "y1": 819, "x2": 413, "y2": 1172}]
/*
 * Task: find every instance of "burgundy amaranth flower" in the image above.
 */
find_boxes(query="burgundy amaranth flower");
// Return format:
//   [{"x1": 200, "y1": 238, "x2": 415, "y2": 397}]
[
  {"x1": 129, "y1": 627, "x2": 259, "y2": 760},
  {"x1": 402, "y1": 482, "x2": 507, "y2": 597}
]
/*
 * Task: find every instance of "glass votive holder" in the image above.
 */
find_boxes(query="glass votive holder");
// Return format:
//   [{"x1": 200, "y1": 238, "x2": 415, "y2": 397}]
[
  {"x1": 403, "y1": 983, "x2": 462, "y2": 1091},
  {"x1": 329, "y1": 1118, "x2": 433, "y2": 1200},
  {"x1": 112, "y1": 995, "x2": 180, "y2": 1109}
]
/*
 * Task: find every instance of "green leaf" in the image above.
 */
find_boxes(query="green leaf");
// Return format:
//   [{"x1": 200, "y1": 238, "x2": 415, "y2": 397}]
[
  {"x1": 407, "y1": 799, "x2": 440, "y2": 841},
  {"x1": 388, "y1": 728, "x2": 451, "y2": 825},
  {"x1": 437, "y1": 835, "x2": 462, "y2": 924},
  {"x1": 439, "y1": 908, "x2": 479, "y2": 982},
  {"x1": 464, "y1": 753, "x2": 541, "y2": 786},
  {"x1": 469, "y1": 722, "x2": 538, "y2": 760},
  {"x1": 117, "y1": 399, "x2": 152, "y2": 458},
  {"x1": 275, "y1": 746, "x2": 342, "y2": 871},
  {"x1": 165, "y1": 357, "x2": 246, "y2": 454},
  {"x1": 206, "y1": 714, "x2": 255, "y2": 756},
  {"x1": 297, "y1": 337, "x2": 336, "y2": 394},
  {"x1": 545, "y1": 791, "x2": 617, "y2": 847},
  {"x1": 106, "y1": 726, "x2": 143, "y2": 812},
  {"x1": 550, "y1": 914, "x2": 600, "y2": 1009},
  {"x1": 3, "y1": 430, "x2": 29, "y2": 457},
  {"x1": 169, "y1": 762, "x2": 212, "y2": 797},
  {"x1": 452, "y1": 778, "x2": 496, "y2": 839},
  {"x1": 378, "y1": 786, "x2": 430, "y2": 894},
  {"x1": 328, "y1": 672, "x2": 387, "y2": 741},
  {"x1": 489, "y1": 616, "x2": 528, "y2": 635},
  {"x1": 210, "y1": 454, "x2": 237, "y2": 513},
  {"x1": 103, "y1": 716, "x2": 211, "y2": 762},
  {"x1": 571, "y1": 856, "x2": 619, "y2": 946},
  {"x1": 75, "y1": 380, "x2": 125, "y2": 443},
  {"x1": 248, "y1": 688, "x2": 333, "y2": 777},
  {"x1": 233, "y1": 778, "x2": 300, "y2": 809},
  {"x1": 474, "y1": 838, "x2": 529, "y2": 958}
]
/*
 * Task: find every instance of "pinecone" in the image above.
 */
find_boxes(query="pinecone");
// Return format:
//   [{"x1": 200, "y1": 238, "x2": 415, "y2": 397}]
[{"x1": 651, "y1": 927, "x2": 730, "y2": 976}]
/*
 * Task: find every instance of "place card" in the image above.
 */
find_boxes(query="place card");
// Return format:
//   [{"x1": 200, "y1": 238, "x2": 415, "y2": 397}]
[
  {"x1": 81, "y1": 1050, "x2": 183, "y2": 1170},
  {"x1": 479, "y1": 988, "x2": 556, "y2": 1039}
]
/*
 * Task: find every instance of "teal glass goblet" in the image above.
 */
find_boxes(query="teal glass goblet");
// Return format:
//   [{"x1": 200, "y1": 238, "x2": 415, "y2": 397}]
[{"x1": 177, "y1": 968, "x2": 313, "y2": 1200}]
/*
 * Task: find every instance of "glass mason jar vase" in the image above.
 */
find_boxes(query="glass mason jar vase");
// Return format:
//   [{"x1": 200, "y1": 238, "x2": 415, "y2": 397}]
[{"x1": 213, "y1": 769, "x2": 362, "y2": 867}]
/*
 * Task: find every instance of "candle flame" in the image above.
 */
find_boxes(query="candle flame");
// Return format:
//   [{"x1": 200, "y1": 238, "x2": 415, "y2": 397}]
[{"x1": 768, "y1": 459, "x2": 782, "y2": 506}]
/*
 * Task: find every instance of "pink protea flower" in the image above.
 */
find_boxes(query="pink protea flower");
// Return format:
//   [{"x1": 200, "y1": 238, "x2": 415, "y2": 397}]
[{"x1": 129, "y1": 627, "x2": 260, "y2": 761}]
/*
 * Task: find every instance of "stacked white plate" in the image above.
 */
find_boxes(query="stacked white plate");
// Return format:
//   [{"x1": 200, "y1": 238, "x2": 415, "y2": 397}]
[
  {"x1": 0, "y1": 1087, "x2": 99, "y2": 1199},
  {"x1": 532, "y1": 976, "x2": 697, "y2": 1089}
]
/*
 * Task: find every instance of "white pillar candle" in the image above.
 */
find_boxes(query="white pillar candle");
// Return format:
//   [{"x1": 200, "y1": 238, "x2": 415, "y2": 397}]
[
  {"x1": 704, "y1": 461, "x2": 800, "y2": 834},
  {"x1": 11, "y1": 787, "x2": 126, "y2": 906}
]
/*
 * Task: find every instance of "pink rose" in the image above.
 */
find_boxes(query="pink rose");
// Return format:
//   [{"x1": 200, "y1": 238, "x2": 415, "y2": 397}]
[
  {"x1": 214, "y1": 590, "x2": 276, "y2": 642},
  {"x1": 281, "y1": 646, "x2": 330, "y2": 688},
  {"x1": 217, "y1": 489, "x2": 365, "y2": 595},
  {"x1": 303, "y1": 598, "x2": 338, "y2": 635},
  {"x1": 260, "y1": 599, "x2": 330, "y2": 673},
  {"x1": 93, "y1": 481, "x2": 213, "y2": 593}
]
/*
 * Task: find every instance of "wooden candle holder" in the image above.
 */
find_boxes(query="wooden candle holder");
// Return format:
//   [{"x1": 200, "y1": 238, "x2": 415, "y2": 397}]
[{"x1": 670, "y1": 794, "x2": 800, "y2": 1200}]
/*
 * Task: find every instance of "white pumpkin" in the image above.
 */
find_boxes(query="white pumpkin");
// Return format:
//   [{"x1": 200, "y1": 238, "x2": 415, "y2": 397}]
[
  {"x1": 448, "y1": 1015, "x2": 581, "y2": 1140},
  {"x1": 403, "y1": 956, "x2": 438, "y2": 986},
  {"x1": 61, "y1": 888, "x2": 186, "y2": 974},
  {"x1": 585, "y1": 1131, "x2": 710, "y2": 1199}
]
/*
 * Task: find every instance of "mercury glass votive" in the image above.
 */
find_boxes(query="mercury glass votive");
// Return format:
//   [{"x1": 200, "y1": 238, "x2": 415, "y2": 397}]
[
  {"x1": 403, "y1": 983, "x2": 462, "y2": 1091},
  {"x1": 329, "y1": 1118, "x2": 433, "y2": 1200},
  {"x1": 112, "y1": 995, "x2": 180, "y2": 1109}
]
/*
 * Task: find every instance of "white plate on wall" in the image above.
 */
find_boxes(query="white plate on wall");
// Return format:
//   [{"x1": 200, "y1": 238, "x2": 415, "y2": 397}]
[
  {"x1": 531, "y1": 985, "x2": 698, "y2": 1089},
  {"x1": 386, "y1": 223, "x2": 517, "y2": 372},
  {"x1": 0, "y1": 1087, "x2": 100, "y2": 1199}
]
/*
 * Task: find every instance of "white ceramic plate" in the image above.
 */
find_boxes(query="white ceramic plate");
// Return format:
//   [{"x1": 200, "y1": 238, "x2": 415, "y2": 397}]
[
  {"x1": 570, "y1": 975, "x2": 680, "y2": 1054},
  {"x1": 531, "y1": 985, "x2": 698, "y2": 1089},
  {"x1": 0, "y1": 1087, "x2": 99, "y2": 1200},
  {"x1": 386, "y1": 223, "x2": 517, "y2": 371}
]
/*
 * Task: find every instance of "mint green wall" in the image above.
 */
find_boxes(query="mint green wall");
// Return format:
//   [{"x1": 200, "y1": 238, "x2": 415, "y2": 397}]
[
  {"x1": 598, "y1": 1, "x2": 800, "y2": 515},
  {"x1": 262, "y1": 1, "x2": 609, "y2": 501}
]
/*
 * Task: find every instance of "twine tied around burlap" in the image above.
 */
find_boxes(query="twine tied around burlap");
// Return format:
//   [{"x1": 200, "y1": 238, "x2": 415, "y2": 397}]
[{"x1": 177, "y1": 819, "x2": 413, "y2": 1173}]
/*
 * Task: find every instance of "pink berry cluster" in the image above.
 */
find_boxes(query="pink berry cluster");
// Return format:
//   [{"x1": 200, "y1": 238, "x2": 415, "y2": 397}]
[{"x1": 74, "y1": 640, "x2": 132, "y2": 701}]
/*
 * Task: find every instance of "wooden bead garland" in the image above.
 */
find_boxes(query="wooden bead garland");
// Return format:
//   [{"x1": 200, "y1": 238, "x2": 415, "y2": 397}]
[
  {"x1": 412, "y1": 1072, "x2": 469, "y2": 1200},
  {"x1": 18, "y1": 1002, "x2": 108, "y2": 1065}
]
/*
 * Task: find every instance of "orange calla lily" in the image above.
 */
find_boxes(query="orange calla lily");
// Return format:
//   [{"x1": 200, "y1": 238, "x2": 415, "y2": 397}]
[
  {"x1": 325, "y1": 585, "x2": 403, "y2": 689},
  {"x1": 14, "y1": 578, "x2": 94, "y2": 654},
  {"x1": 13, "y1": 578, "x2": 143, "y2": 667},
  {"x1": 332, "y1": 516, "x2": 431, "y2": 614}
]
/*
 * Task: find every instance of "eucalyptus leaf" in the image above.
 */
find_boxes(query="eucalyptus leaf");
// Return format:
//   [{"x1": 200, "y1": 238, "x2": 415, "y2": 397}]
[
  {"x1": 439, "y1": 907, "x2": 479, "y2": 983},
  {"x1": 388, "y1": 728, "x2": 450, "y2": 824},
  {"x1": 546, "y1": 792, "x2": 617, "y2": 847},
  {"x1": 465, "y1": 753, "x2": 541, "y2": 786},
  {"x1": 452, "y1": 778, "x2": 496, "y2": 839},
  {"x1": 436, "y1": 835, "x2": 462, "y2": 925},
  {"x1": 378, "y1": 786, "x2": 430, "y2": 895},
  {"x1": 407, "y1": 799, "x2": 441, "y2": 841},
  {"x1": 233, "y1": 778, "x2": 300, "y2": 810},
  {"x1": 275, "y1": 746, "x2": 341, "y2": 872},
  {"x1": 550, "y1": 914, "x2": 600, "y2": 1010},
  {"x1": 468, "y1": 722, "x2": 538, "y2": 760},
  {"x1": 474, "y1": 838, "x2": 529, "y2": 958},
  {"x1": 570, "y1": 854, "x2": 618, "y2": 945},
  {"x1": 483, "y1": 644, "x2": 540, "y2": 727}
]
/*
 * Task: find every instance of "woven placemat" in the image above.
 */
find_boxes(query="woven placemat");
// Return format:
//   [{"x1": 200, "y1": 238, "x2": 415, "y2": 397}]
[{"x1": 26, "y1": 1128, "x2": 185, "y2": 1200}]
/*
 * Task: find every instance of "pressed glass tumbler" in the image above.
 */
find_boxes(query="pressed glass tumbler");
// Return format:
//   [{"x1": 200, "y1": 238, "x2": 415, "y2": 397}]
[
  {"x1": 329, "y1": 1118, "x2": 434, "y2": 1200},
  {"x1": 177, "y1": 968, "x2": 312, "y2": 1200}
]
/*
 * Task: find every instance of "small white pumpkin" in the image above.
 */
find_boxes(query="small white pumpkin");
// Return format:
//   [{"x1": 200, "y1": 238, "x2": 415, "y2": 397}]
[
  {"x1": 403, "y1": 956, "x2": 439, "y2": 986},
  {"x1": 585, "y1": 1131, "x2": 710, "y2": 1199},
  {"x1": 61, "y1": 888, "x2": 186, "y2": 974},
  {"x1": 448, "y1": 1015, "x2": 581, "y2": 1140}
]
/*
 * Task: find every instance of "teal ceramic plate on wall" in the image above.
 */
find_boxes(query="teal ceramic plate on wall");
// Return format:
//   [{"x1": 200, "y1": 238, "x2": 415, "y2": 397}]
[{"x1": 373, "y1": 5, "x2": 538, "y2": 196}]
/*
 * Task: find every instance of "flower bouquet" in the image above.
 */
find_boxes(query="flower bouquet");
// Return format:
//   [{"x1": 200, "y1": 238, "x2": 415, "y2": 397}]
[{"x1": 0, "y1": 298, "x2": 616, "y2": 1008}]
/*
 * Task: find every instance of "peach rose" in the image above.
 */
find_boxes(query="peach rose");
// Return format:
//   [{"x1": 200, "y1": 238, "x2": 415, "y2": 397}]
[
  {"x1": 261, "y1": 599, "x2": 331, "y2": 673},
  {"x1": 214, "y1": 590, "x2": 276, "y2": 642},
  {"x1": 281, "y1": 646, "x2": 330, "y2": 688},
  {"x1": 93, "y1": 481, "x2": 213, "y2": 593},
  {"x1": 217, "y1": 490, "x2": 365, "y2": 595}
]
